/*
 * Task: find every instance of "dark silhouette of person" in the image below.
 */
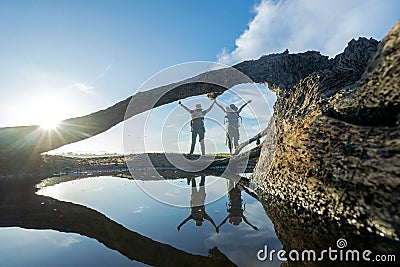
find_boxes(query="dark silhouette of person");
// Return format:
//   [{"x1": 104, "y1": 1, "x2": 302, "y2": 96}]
[
  {"x1": 177, "y1": 176, "x2": 218, "y2": 232},
  {"x1": 217, "y1": 181, "x2": 258, "y2": 231},
  {"x1": 179, "y1": 100, "x2": 215, "y2": 155},
  {"x1": 215, "y1": 100, "x2": 252, "y2": 154}
]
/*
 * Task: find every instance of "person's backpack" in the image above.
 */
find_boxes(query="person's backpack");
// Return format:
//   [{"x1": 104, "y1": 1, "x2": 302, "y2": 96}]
[
  {"x1": 191, "y1": 109, "x2": 205, "y2": 130},
  {"x1": 225, "y1": 111, "x2": 241, "y2": 127}
]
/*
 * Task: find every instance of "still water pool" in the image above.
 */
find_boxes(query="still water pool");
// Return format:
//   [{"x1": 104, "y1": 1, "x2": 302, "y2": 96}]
[{"x1": 0, "y1": 175, "x2": 283, "y2": 267}]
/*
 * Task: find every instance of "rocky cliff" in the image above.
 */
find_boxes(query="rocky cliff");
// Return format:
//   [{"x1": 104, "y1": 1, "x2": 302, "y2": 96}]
[{"x1": 253, "y1": 21, "x2": 399, "y2": 241}]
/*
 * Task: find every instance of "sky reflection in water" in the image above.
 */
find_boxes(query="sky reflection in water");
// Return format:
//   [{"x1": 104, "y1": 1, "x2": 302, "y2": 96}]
[{"x1": 1, "y1": 175, "x2": 283, "y2": 267}]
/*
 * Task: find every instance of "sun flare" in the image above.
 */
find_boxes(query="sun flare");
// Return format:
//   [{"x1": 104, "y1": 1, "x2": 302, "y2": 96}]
[
  {"x1": 20, "y1": 94, "x2": 70, "y2": 131},
  {"x1": 40, "y1": 119, "x2": 60, "y2": 130}
]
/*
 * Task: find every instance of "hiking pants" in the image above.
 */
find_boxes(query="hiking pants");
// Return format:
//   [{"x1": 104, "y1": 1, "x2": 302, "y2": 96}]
[
  {"x1": 190, "y1": 128, "x2": 205, "y2": 155},
  {"x1": 227, "y1": 125, "x2": 239, "y2": 153}
]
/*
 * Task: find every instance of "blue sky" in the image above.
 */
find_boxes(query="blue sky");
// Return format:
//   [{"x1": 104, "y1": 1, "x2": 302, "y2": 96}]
[
  {"x1": 0, "y1": 0, "x2": 255, "y2": 122},
  {"x1": 0, "y1": 0, "x2": 398, "y2": 154}
]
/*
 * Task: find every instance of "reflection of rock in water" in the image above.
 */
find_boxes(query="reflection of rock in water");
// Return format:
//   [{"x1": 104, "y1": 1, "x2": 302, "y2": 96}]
[
  {"x1": 253, "y1": 22, "x2": 400, "y2": 241},
  {"x1": 260, "y1": 193, "x2": 400, "y2": 267},
  {"x1": 0, "y1": 177, "x2": 236, "y2": 267}
]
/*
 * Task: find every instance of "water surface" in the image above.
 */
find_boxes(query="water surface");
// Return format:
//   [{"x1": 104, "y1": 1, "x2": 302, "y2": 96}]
[{"x1": 0, "y1": 175, "x2": 283, "y2": 267}]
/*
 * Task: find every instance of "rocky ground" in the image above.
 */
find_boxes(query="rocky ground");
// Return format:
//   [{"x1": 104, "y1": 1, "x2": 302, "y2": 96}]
[{"x1": 0, "y1": 152, "x2": 254, "y2": 178}]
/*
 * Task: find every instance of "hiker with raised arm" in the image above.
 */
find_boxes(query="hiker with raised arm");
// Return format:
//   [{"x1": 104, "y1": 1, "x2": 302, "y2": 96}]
[
  {"x1": 177, "y1": 176, "x2": 218, "y2": 233},
  {"x1": 179, "y1": 100, "x2": 215, "y2": 155},
  {"x1": 215, "y1": 99, "x2": 252, "y2": 154},
  {"x1": 217, "y1": 180, "x2": 258, "y2": 232}
]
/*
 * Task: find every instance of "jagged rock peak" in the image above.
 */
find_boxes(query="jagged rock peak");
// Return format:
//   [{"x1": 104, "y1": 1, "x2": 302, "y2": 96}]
[
  {"x1": 331, "y1": 37, "x2": 379, "y2": 75},
  {"x1": 234, "y1": 49, "x2": 330, "y2": 91},
  {"x1": 333, "y1": 21, "x2": 400, "y2": 126}
]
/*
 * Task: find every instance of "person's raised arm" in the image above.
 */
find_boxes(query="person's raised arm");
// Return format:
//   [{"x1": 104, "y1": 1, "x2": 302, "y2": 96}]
[
  {"x1": 238, "y1": 100, "x2": 252, "y2": 113},
  {"x1": 242, "y1": 214, "x2": 259, "y2": 230},
  {"x1": 204, "y1": 100, "x2": 215, "y2": 114},
  {"x1": 177, "y1": 215, "x2": 192, "y2": 231},
  {"x1": 216, "y1": 214, "x2": 230, "y2": 230},
  {"x1": 178, "y1": 101, "x2": 192, "y2": 113},
  {"x1": 214, "y1": 100, "x2": 227, "y2": 114},
  {"x1": 204, "y1": 212, "x2": 219, "y2": 233}
]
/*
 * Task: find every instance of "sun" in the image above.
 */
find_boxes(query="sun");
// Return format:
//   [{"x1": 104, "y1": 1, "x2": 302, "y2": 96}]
[
  {"x1": 24, "y1": 94, "x2": 67, "y2": 131},
  {"x1": 36, "y1": 103, "x2": 63, "y2": 130},
  {"x1": 40, "y1": 119, "x2": 60, "y2": 130},
  {"x1": 13, "y1": 92, "x2": 81, "y2": 130}
]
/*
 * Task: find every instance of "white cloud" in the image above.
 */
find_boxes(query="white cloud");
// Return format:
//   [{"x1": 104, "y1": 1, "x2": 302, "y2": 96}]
[
  {"x1": 68, "y1": 82, "x2": 94, "y2": 93},
  {"x1": 46, "y1": 235, "x2": 81, "y2": 247},
  {"x1": 96, "y1": 63, "x2": 113, "y2": 80},
  {"x1": 218, "y1": 0, "x2": 400, "y2": 64},
  {"x1": 59, "y1": 236, "x2": 81, "y2": 247},
  {"x1": 132, "y1": 205, "x2": 147, "y2": 213}
]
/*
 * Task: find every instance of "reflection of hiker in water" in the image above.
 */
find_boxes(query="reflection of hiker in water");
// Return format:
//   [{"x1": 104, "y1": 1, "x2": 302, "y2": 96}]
[
  {"x1": 215, "y1": 100, "x2": 252, "y2": 154},
  {"x1": 177, "y1": 176, "x2": 218, "y2": 232},
  {"x1": 217, "y1": 181, "x2": 258, "y2": 231},
  {"x1": 179, "y1": 100, "x2": 215, "y2": 155}
]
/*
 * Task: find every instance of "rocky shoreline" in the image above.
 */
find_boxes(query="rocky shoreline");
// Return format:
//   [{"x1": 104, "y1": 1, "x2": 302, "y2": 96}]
[{"x1": 0, "y1": 151, "x2": 259, "y2": 180}]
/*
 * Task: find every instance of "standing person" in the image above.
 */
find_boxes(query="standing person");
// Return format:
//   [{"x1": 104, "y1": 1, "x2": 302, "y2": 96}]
[
  {"x1": 179, "y1": 100, "x2": 215, "y2": 155},
  {"x1": 215, "y1": 99, "x2": 252, "y2": 154}
]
